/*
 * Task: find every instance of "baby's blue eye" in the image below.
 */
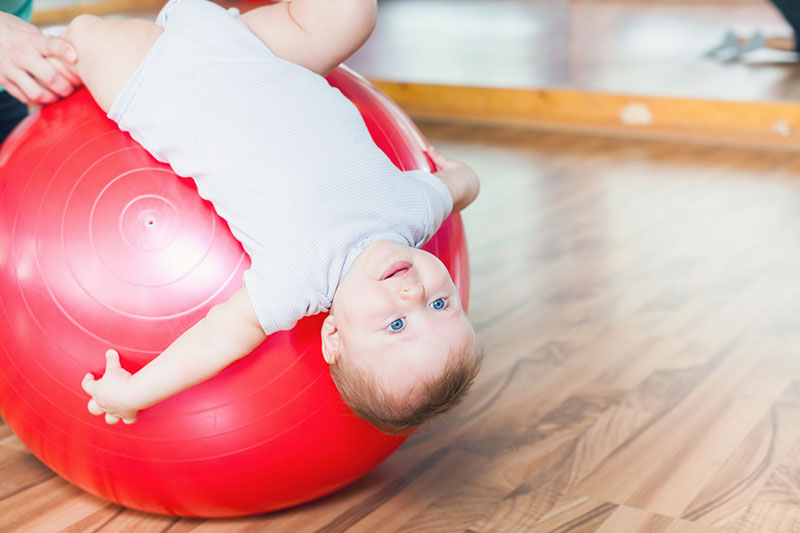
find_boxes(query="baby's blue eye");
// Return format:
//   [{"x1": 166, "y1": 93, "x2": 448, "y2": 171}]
[
  {"x1": 430, "y1": 298, "x2": 447, "y2": 310},
  {"x1": 388, "y1": 318, "x2": 406, "y2": 332}
]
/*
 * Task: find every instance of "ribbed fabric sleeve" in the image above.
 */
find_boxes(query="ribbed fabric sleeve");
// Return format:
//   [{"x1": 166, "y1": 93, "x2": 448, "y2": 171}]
[{"x1": 107, "y1": 0, "x2": 453, "y2": 335}]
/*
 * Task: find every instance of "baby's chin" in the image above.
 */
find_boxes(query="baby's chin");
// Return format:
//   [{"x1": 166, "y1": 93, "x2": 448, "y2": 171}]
[{"x1": 369, "y1": 239, "x2": 437, "y2": 263}]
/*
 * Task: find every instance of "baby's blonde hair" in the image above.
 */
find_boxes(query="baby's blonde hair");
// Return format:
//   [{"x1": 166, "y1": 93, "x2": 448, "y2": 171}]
[{"x1": 329, "y1": 338, "x2": 484, "y2": 435}]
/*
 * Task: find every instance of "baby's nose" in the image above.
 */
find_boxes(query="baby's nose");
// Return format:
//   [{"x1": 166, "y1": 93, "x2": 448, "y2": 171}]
[{"x1": 398, "y1": 282, "x2": 424, "y2": 301}]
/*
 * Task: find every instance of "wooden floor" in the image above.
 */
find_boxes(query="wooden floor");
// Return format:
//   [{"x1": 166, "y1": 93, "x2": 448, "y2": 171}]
[{"x1": 6, "y1": 123, "x2": 800, "y2": 530}]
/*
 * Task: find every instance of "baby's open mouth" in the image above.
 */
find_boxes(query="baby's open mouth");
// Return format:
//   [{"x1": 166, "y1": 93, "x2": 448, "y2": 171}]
[{"x1": 380, "y1": 261, "x2": 412, "y2": 280}]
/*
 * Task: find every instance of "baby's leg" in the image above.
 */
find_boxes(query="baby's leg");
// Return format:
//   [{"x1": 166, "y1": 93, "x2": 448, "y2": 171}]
[
  {"x1": 240, "y1": 0, "x2": 377, "y2": 77},
  {"x1": 60, "y1": 15, "x2": 162, "y2": 112}
]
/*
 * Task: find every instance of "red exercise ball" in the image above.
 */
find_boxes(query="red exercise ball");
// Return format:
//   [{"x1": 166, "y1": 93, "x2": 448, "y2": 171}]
[{"x1": 0, "y1": 66, "x2": 469, "y2": 517}]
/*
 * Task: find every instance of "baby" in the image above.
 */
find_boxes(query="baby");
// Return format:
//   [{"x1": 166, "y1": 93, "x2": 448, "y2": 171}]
[{"x1": 58, "y1": 0, "x2": 482, "y2": 434}]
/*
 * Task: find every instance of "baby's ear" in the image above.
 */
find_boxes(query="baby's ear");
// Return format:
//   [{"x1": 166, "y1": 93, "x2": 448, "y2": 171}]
[{"x1": 320, "y1": 314, "x2": 341, "y2": 365}]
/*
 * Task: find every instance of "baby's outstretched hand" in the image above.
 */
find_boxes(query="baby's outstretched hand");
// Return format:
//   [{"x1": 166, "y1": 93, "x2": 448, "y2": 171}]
[
  {"x1": 427, "y1": 146, "x2": 480, "y2": 213},
  {"x1": 82, "y1": 349, "x2": 139, "y2": 425},
  {"x1": 427, "y1": 146, "x2": 465, "y2": 171}
]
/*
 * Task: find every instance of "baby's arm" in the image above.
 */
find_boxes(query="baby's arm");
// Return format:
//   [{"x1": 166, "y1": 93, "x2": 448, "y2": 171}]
[
  {"x1": 82, "y1": 286, "x2": 267, "y2": 424},
  {"x1": 428, "y1": 148, "x2": 480, "y2": 213}
]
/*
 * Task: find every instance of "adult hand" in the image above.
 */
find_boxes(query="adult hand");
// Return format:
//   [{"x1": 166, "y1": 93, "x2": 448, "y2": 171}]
[
  {"x1": 82, "y1": 349, "x2": 139, "y2": 425},
  {"x1": 0, "y1": 12, "x2": 80, "y2": 105}
]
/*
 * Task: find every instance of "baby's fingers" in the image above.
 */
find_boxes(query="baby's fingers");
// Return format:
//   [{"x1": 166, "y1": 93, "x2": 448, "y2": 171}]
[
  {"x1": 427, "y1": 145, "x2": 447, "y2": 161},
  {"x1": 105, "y1": 413, "x2": 121, "y2": 425},
  {"x1": 87, "y1": 398, "x2": 104, "y2": 416},
  {"x1": 427, "y1": 147, "x2": 461, "y2": 170},
  {"x1": 81, "y1": 372, "x2": 96, "y2": 394},
  {"x1": 104, "y1": 349, "x2": 122, "y2": 372},
  {"x1": 427, "y1": 146, "x2": 451, "y2": 168}
]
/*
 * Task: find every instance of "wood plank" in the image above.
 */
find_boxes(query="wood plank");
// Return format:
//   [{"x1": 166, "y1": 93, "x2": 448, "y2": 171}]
[
  {"x1": 0, "y1": 449, "x2": 54, "y2": 501},
  {"x1": 682, "y1": 381, "x2": 800, "y2": 528},
  {"x1": 15, "y1": 492, "x2": 115, "y2": 533},
  {"x1": 735, "y1": 501, "x2": 800, "y2": 533},
  {"x1": 533, "y1": 497, "x2": 618, "y2": 533},
  {"x1": 91, "y1": 510, "x2": 177, "y2": 532},
  {"x1": 573, "y1": 338, "x2": 771, "y2": 514},
  {"x1": 342, "y1": 451, "x2": 489, "y2": 532},
  {"x1": 596, "y1": 505, "x2": 673, "y2": 533},
  {"x1": 398, "y1": 335, "x2": 725, "y2": 529},
  {"x1": 0, "y1": 478, "x2": 86, "y2": 532},
  {"x1": 0, "y1": 426, "x2": 32, "y2": 454},
  {"x1": 462, "y1": 338, "x2": 740, "y2": 529}
]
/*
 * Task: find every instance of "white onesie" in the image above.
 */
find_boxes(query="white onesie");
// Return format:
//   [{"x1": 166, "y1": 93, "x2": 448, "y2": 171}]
[{"x1": 108, "y1": 0, "x2": 453, "y2": 335}]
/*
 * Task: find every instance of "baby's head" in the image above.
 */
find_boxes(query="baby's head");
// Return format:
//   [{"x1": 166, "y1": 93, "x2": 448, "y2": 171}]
[{"x1": 321, "y1": 240, "x2": 483, "y2": 434}]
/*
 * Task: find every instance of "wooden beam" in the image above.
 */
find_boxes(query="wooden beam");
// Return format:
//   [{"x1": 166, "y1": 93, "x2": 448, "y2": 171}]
[
  {"x1": 372, "y1": 81, "x2": 800, "y2": 150},
  {"x1": 32, "y1": 0, "x2": 163, "y2": 25}
]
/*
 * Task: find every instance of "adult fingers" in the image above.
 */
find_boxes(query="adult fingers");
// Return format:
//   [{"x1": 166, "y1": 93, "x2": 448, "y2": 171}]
[
  {"x1": 105, "y1": 349, "x2": 122, "y2": 371},
  {"x1": 0, "y1": 77, "x2": 30, "y2": 105},
  {"x1": 46, "y1": 56, "x2": 80, "y2": 87},
  {"x1": 6, "y1": 68, "x2": 57, "y2": 105},
  {"x1": 23, "y1": 54, "x2": 73, "y2": 98},
  {"x1": 105, "y1": 413, "x2": 121, "y2": 425},
  {"x1": 43, "y1": 35, "x2": 77, "y2": 63},
  {"x1": 87, "y1": 398, "x2": 104, "y2": 416}
]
